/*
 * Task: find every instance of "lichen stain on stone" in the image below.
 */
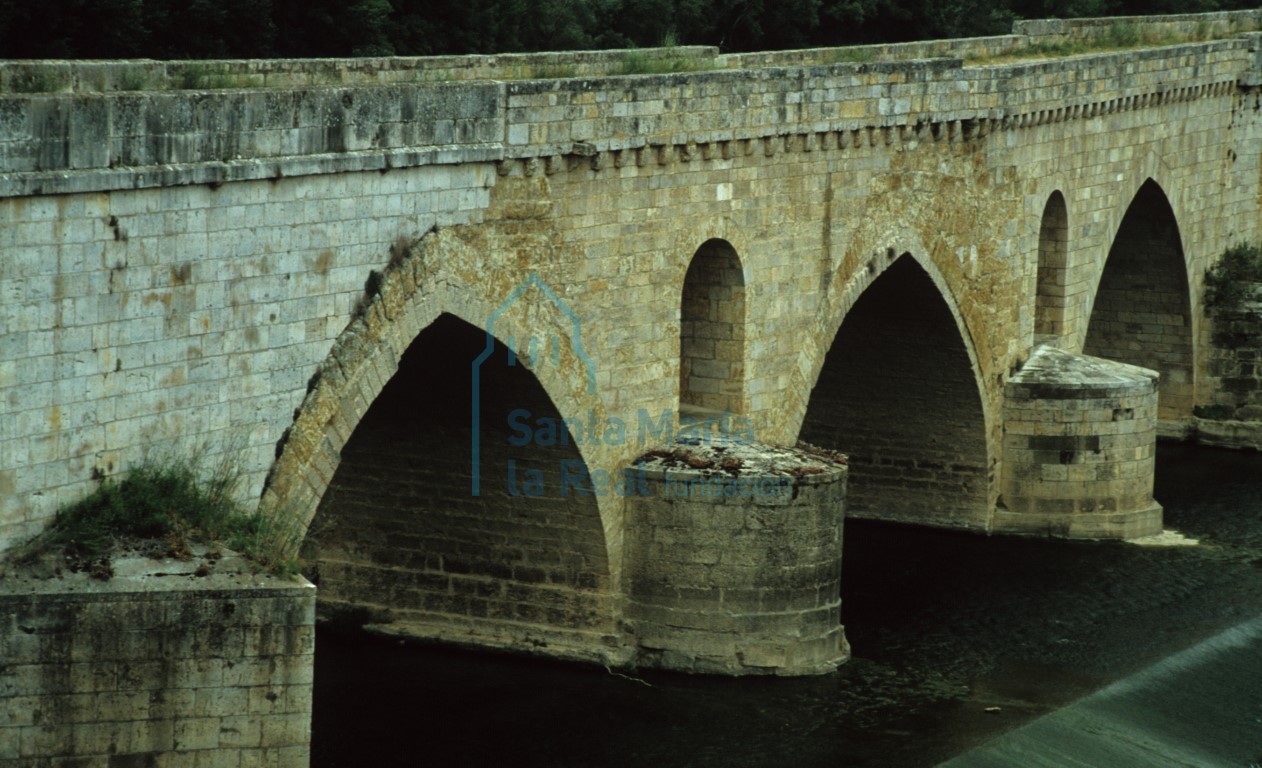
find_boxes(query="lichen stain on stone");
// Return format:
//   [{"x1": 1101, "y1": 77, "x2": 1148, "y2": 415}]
[{"x1": 313, "y1": 249, "x2": 334, "y2": 275}]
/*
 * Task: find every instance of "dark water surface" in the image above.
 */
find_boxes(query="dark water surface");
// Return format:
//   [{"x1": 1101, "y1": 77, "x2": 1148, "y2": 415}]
[{"x1": 311, "y1": 444, "x2": 1262, "y2": 767}]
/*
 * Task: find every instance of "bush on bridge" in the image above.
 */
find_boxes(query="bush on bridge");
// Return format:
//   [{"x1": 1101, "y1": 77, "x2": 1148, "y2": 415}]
[
  {"x1": 1205, "y1": 242, "x2": 1262, "y2": 312},
  {"x1": 9, "y1": 451, "x2": 298, "y2": 578}
]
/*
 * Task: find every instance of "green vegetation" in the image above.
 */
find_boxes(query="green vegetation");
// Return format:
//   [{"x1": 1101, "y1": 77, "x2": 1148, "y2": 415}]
[
  {"x1": 9, "y1": 68, "x2": 68, "y2": 94},
  {"x1": 174, "y1": 64, "x2": 241, "y2": 90},
  {"x1": 1205, "y1": 242, "x2": 1262, "y2": 311},
  {"x1": 823, "y1": 46, "x2": 879, "y2": 64},
  {"x1": 616, "y1": 47, "x2": 718, "y2": 76},
  {"x1": 966, "y1": 21, "x2": 1208, "y2": 63},
  {"x1": 114, "y1": 69, "x2": 156, "y2": 92},
  {"x1": 1193, "y1": 404, "x2": 1235, "y2": 419},
  {"x1": 0, "y1": 0, "x2": 1255, "y2": 59},
  {"x1": 524, "y1": 62, "x2": 580, "y2": 80},
  {"x1": 11, "y1": 452, "x2": 300, "y2": 578}
]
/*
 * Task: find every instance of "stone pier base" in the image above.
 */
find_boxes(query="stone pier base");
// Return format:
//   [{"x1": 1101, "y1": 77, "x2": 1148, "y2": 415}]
[
  {"x1": 625, "y1": 440, "x2": 849, "y2": 676},
  {"x1": 1191, "y1": 416, "x2": 1262, "y2": 451},
  {"x1": 997, "y1": 346, "x2": 1163, "y2": 539},
  {"x1": 0, "y1": 552, "x2": 315, "y2": 767}
]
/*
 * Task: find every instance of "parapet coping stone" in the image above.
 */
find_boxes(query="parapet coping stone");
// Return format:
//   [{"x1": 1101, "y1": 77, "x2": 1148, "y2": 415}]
[
  {"x1": 0, "y1": 546, "x2": 313, "y2": 601},
  {"x1": 1008, "y1": 344, "x2": 1159, "y2": 398}
]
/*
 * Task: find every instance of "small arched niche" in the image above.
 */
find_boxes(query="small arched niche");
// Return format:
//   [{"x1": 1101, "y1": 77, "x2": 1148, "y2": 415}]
[
  {"x1": 679, "y1": 239, "x2": 746, "y2": 415},
  {"x1": 1035, "y1": 190, "x2": 1070, "y2": 338}
]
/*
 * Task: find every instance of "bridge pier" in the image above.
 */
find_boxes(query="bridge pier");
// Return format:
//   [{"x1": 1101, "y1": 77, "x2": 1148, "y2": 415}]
[
  {"x1": 0, "y1": 553, "x2": 314, "y2": 767},
  {"x1": 625, "y1": 441, "x2": 849, "y2": 675},
  {"x1": 996, "y1": 345, "x2": 1163, "y2": 539}
]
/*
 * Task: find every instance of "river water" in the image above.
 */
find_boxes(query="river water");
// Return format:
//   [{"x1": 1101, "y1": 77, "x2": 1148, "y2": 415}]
[{"x1": 310, "y1": 444, "x2": 1262, "y2": 767}]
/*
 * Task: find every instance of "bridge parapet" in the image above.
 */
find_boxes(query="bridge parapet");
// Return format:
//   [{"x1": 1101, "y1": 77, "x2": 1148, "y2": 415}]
[
  {"x1": 0, "y1": 47, "x2": 723, "y2": 93},
  {"x1": 1, "y1": 11, "x2": 1259, "y2": 199},
  {"x1": 3, "y1": 10, "x2": 1259, "y2": 96}
]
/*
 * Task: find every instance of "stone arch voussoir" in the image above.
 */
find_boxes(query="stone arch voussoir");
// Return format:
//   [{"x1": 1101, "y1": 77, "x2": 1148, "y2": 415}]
[
  {"x1": 797, "y1": 245, "x2": 993, "y2": 439},
  {"x1": 791, "y1": 242, "x2": 998, "y2": 522},
  {"x1": 260, "y1": 231, "x2": 614, "y2": 569},
  {"x1": 1084, "y1": 176, "x2": 1195, "y2": 427}
]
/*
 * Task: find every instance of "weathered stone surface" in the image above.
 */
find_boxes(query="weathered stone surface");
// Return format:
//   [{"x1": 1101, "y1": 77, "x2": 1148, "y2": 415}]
[
  {"x1": 626, "y1": 440, "x2": 849, "y2": 675},
  {"x1": 0, "y1": 12, "x2": 1259, "y2": 705},
  {"x1": 0, "y1": 552, "x2": 314, "y2": 767},
  {"x1": 2, "y1": 17, "x2": 1258, "y2": 549},
  {"x1": 4, "y1": 20, "x2": 1262, "y2": 768},
  {"x1": 998, "y1": 345, "x2": 1163, "y2": 538},
  {"x1": 1200, "y1": 308, "x2": 1262, "y2": 427},
  {"x1": 1191, "y1": 416, "x2": 1262, "y2": 450},
  {"x1": 301, "y1": 315, "x2": 625, "y2": 667}
]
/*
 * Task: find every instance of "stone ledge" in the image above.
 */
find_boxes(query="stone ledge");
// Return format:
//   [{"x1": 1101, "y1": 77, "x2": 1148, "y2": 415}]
[
  {"x1": 0, "y1": 144, "x2": 504, "y2": 198},
  {"x1": 361, "y1": 619, "x2": 635, "y2": 668},
  {"x1": 1190, "y1": 417, "x2": 1262, "y2": 450},
  {"x1": 0, "y1": 549, "x2": 314, "y2": 599},
  {"x1": 992, "y1": 501, "x2": 1163, "y2": 539},
  {"x1": 1007, "y1": 345, "x2": 1159, "y2": 400}
]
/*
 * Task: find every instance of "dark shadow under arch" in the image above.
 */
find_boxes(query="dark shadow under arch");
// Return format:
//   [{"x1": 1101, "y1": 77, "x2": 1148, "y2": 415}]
[
  {"x1": 799, "y1": 255, "x2": 990, "y2": 528},
  {"x1": 303, "y1": 313, "x2": 615, "y2": 654},
  {"x1": 1083, "y1": 179, "x2": 1193, "y2": 424}
]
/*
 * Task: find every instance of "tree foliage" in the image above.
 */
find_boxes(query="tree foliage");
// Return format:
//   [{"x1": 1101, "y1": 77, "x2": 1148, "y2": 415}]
[
  {"x1": 1205, "y1": 242, "x2": 1262, "y2": 312},
  {"x1": 0, "y1": 0, "x2": 1256, "y2": 59}
]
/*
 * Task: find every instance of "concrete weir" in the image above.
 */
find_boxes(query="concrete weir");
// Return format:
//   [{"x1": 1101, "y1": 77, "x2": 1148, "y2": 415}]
[
  {"x1": 938, "y1": 614, "x2": 1262, "y2": 767},
  {"x1": 625, "y1": 440, "x2": 849, "y2": 675},
  {"x1": 997, "y1": 345, "x2": 1163, "y2": 538}
]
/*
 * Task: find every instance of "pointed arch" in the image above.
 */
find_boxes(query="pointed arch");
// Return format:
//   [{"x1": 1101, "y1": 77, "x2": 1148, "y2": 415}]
[
  {"x1": 1083, "y1": 179, "x2": 1194, "y2": 426},
  {"x1": 263, "y1": 283, "x2": 602, "y2": 545},
  {"x1": 303, "y1": 312, "x2": 616, "y2": 659},
  {"x1": 799, "y1": 253, "x2": 991, "y2": 530},
  {"x1": 259, "y1": 233, "x2": 619, "y2": 660},
  {"x1": 1035, "y1": 190, "x2": 1070, "y2": 338},
  {"x1": 680, "y1": 238, "x2": 746, "y2": 414}
]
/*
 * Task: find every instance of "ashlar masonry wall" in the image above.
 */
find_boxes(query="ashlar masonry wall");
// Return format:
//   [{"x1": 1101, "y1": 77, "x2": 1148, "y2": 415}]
[
  {"x1": 625, "y1": 442, "x2": 849, "y2": 675},
  {"x1": 0, "y1": 555, "x2": 315, "y2": 767},
  {"x1": 0, "y1": 162, "x2": 495, "y2": 548},
  {"x1": 998, "y1": 345, "x2": 1162, "y2": 538},
  {"x1": 1195, "y1": 301, "x2": 1262, "y2": 449},
  {"x1": 2, "y1": 10, "x2": 1262, "y2": 557}
]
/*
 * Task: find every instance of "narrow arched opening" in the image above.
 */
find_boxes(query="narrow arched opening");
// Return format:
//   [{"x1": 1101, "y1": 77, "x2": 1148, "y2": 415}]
[
  {"x1": 1083, "y1": 179, "x2": 1194, "y2": 425},
  {"x1": 302, "y1": 312, "x2": 614, "y2": 655},
  {"x1": 1035, "y1": 191, "x2": 1070, "y2": 338},
  {"x1": 800, "y1": 255, "x2": 989, "y2": 528},
  {"x1": 680, "y1": 239, "x2": 745, "y2": 415}
]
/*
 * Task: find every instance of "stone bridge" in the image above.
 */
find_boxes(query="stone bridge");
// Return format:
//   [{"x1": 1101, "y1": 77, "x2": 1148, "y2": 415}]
[{"x1": 5, "y1": 11, "x2": 1262, "y2": 679}]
